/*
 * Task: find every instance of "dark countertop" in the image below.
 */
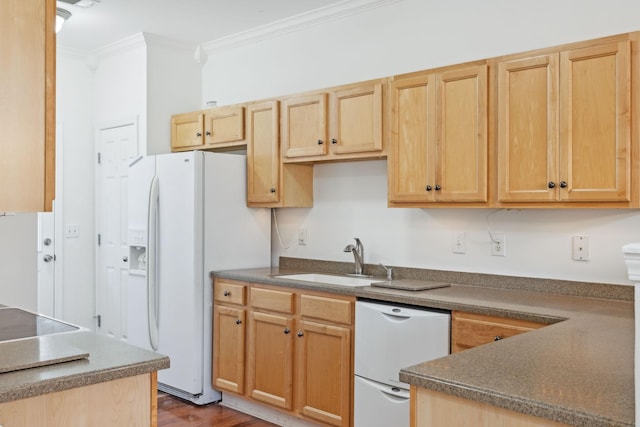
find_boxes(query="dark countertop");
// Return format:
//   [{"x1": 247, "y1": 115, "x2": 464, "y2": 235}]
[
  {"x1": 0, "y1": 329, "x2": 169, "y2": 403},
  {"x1": 212, "y1": 261, "x2": 634, "y2": 427}
]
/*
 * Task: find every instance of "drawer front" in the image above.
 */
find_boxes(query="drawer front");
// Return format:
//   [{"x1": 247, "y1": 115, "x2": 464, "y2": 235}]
[
  {"x1": 214, "y1": 281, "x2": 246, "y2": 305},
  {"x1": 250, "y1": 288, "x2": 295, "y2": 314},
  {"x1": 300, "y1": 294, "x2": 352, "y2": 325},
  {"x1": 452, "y1": 312, "x2": 542, "y2": 352}
]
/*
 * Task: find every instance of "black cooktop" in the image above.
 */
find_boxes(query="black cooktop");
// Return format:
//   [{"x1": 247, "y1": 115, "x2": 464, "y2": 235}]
[{"x1": 0, "y1": 308, "x2": 78, "y2": 342}]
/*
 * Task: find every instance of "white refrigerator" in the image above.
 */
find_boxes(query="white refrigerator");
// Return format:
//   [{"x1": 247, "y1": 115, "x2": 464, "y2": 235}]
[{"x1": 127, "y1": 151, "x2": 270, "y2": 405}]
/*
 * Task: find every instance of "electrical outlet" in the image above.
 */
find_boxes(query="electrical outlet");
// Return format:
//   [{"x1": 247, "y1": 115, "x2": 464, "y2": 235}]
[
  {"x1": 491, "y1": 233, "x2": 506, "y2": 257},
  {"x1": 572, "y1": 235, "x2": 590, "y2": 261},
  {"x1": 298, "y1": 228, "x2": 307, "y2": 246},
  {"x1": 65, "y1": 223, "x2": 79, "y2": 238},
  {"x1": 452, "y1": 231, "x2": 466, "y2": 254}
]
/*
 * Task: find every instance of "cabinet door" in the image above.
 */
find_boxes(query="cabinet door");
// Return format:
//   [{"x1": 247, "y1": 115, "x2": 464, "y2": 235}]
[
  {"x1": 559, "y1": 41, "x2": 631, "y2": 202},
  {"x1": 171, "y1": 112, "x2": 204, "y2": 150},
  {"x1": 281, "y1": 94, "x2": 328, "y2": 158},
  {"x1": 435, "y1": 64, "x2": 488, "y2": 202},
  {"x1": 498, "y1": 55, "x2": 559, "y2": 202},
  {"x1": 388, "y1": 73, "x2": 436, "y2": 203},
  {"x1": 247, "y1": 311, "x2": 294, "y2": 409},
  {"x1": 213, "y1": 305, "x2": 245, "y2": 394},
  {"x1": 297, "y1": 320, "x2": 351, "y2": 427},
  {"x1": 203, "y1": 106, "x2": 244, "y2": 146},
  {"x1": 330, "y1": 83, "x2": 383, "y2": 155},
  {"x1": 451, "y1": 311, "x2": 543, "y2": 353},
  {"x1": 1, "y1": 0, "x2": 55, "y2": 212},
  {"x1": 247, "y1": 101, "x2": 280, "y2": 204}
]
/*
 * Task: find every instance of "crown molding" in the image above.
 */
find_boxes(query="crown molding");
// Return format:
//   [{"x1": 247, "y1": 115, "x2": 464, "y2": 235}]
[
  {"x1": 57, "y1": 45, "x2": 86, "y2": 59},
  {"x1": 202, "y1": 0, "x2": 403, "y2": 54},
  {"x1": 91, "y1": 33, "x2": 147, "y2": 59},
  {"x1": 142, "y1": 33, "x2": 197, "y2": 53}
]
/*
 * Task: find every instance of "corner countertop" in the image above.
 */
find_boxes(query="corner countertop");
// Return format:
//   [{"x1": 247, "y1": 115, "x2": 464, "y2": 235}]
[
  {"x1": 212, "y1": 262, "x2": 634, "y2": 427},
  {"x1": 0, "y1": 329, "x2": 169, "y2": 404}
]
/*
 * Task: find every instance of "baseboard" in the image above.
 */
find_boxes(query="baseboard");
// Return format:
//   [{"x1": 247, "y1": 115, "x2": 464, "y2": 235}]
[{"x1": 220, "y1": 392, "x2": 321, "y2": 426}]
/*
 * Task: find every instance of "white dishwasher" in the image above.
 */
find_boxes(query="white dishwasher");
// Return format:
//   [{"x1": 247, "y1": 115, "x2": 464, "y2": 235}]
[{"x1": 354, "y1": 300, "x2": 450, "y2": 427}]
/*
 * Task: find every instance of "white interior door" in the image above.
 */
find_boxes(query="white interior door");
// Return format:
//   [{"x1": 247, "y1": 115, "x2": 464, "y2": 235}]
[
  {"x1": 96, "y1": 121, "x2": 137, "y2": 340},
  {"x1": 37, "y1": 212, "x2": 55, "y2": 317}
]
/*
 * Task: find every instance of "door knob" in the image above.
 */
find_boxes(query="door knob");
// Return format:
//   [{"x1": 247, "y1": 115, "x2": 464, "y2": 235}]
[
  {"x1": 43, "y1": 238, "x2": 52, "y2": 246},
  {"x1": 43, "y1": 254, "x2": 54, "y2": 263}
]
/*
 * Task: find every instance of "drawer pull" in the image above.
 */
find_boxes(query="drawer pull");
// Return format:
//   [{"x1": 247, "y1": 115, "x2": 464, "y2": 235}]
[
  {"x1": 223, "y1": 291, "x2": 231, "y2": 297},
  {"x1": 494, "y1": 335, "x2": 503, "y2": 341}
]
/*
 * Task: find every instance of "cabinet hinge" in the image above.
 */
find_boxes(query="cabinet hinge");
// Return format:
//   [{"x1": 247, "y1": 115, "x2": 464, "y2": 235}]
[
  {"x1": 97, "y1": 233, "x2": 101, "y2": 246},
  {"x1": 97, "y1": 152, "x2": 101, "y2": 164},
  {"x1": 94, "y1": 314, "x2": 102, "y2": 328}
]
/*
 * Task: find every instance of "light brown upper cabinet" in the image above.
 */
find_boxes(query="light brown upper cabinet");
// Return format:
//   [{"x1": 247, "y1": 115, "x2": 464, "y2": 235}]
[
  {"x1": 281, "y1": 81, "x2": 385, "y2": 162},
  {"x1": 1, "y1": 0, "x2": 56, "y2": 212},
  {"x1": 388, "y1": 64, "x2": 488, "y2": 206},
  {"x1": 497, "y1": 38, "x2": 634, "y2": 207},
  {"x1": 171, "y1": 105, "x2": 245, "y2": 151},
  {"x1": 246, "y1": 101, "x2": 313, "y2": 208}
]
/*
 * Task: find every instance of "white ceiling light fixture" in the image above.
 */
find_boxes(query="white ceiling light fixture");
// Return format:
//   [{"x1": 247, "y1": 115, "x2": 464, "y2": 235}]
[{"x1": 56, "y1": 8, "x2": 72, "y2": 33}]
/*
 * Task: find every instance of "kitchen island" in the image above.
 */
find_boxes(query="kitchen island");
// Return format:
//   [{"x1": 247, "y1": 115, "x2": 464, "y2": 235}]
[
  {"x1": 212, "y1": 257, "x2": 633, "y2": 427},
  {"x1": 0, "y1": 310, "x2": 169, "y2": 427}
]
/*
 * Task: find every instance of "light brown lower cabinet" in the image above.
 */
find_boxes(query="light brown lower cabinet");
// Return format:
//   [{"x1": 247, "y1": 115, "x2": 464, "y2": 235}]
[
  {"x1": 411, "y1": 387, "x2": 570, "y2": 427},
  {"x1": 213, "y1": 279, "x2": 354, "y2": 427},
  {"x1": 0, "y1": 373, "x2": 157, "y2": 427}
]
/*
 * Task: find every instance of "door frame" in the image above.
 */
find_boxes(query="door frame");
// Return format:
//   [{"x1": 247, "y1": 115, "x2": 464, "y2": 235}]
[{"x1": 94, "y1": 116, "x2": 139, "y2": 333}]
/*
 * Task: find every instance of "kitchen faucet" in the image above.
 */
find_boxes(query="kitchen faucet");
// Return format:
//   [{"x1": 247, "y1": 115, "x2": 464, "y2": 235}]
[{"x1": 343, "y1": 238, "x2": 364, "y2": 275}]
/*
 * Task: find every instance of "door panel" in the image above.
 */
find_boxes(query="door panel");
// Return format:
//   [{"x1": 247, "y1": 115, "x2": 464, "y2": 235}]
[
  {"x1": 247, "y1": 311, "x2": 294, "y2": 409},
  {"x1": 154, "y1": 152, "x2": 202, "y2": 394},
  {"x1": 171, "y1": 112, "x2": 204, "y2": 150},
  {"x1": 436, "y1": 64, "x2": 488, "y2": 202},
  {"x1": 96, "y1": 123, "x2": 137, "y2": 341},
  {"x1": 388, "y1": 74, "x2": 435, "y2": 202},
  {"x1": 498, "y1": 55, "x2": 559, "y2": 202},
  {"x1": 331, "y1": 84, "x2": 382, "y2": 155},
  {"x1": 204, "y1": 106, "x2": 244, "y2": 145},
  {"x1": 247, "y1": 101, "x2": 280, "y2": 203},
  {"x1": 297, "y1": 320, "x2": 351, "y2": 427},
  {"x1": 213, "y1": 305, "x2": 245, "y2": 394},
  {"x1": 282, "y1": 94, "x2": 327, "y2": 158},
  {"x1": 559, "y1": 41, "x2": 631, "y2": 202}
]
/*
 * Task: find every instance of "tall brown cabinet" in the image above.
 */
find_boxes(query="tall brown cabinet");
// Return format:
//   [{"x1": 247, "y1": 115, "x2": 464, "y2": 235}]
[{"x1": 1, "y1": 0, "x2": 56, "y2": 212}]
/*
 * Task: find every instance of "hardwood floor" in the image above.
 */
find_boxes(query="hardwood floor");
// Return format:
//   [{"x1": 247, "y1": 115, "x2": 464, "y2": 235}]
[{"x1": 157, "y1": 393, "x2": 278, "y2": 427}]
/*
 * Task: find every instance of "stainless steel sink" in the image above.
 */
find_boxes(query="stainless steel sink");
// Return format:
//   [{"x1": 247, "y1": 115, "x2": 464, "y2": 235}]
[{"x1": 274, "y1": 273, "x2": 375, "y2": 287}]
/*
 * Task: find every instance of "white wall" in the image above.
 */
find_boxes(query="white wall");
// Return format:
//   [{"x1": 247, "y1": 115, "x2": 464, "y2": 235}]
[
  {"x1": 56, "y1": 50, "x2": 96, "y2": 328},
  {"x1": 93, "y1": 36, "x2": 147, "y2": 155},
  {"x1": 202, "y1": 0, "x2": 640, "y2": 285},
  {"x1": 146, "y1": 35, "x2": 202, "y2": 154},
  {"x1": 0, "y1": 214, "x2": 38, "y2": 310}
]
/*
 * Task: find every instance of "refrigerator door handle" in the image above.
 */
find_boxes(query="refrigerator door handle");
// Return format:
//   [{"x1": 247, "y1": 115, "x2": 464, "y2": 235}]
[{"x1": 147, "y1": 175, "x2": 160, "y2": 351}]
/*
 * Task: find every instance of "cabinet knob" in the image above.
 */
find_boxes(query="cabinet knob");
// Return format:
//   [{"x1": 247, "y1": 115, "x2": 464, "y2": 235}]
[
  {"x1": 223, "y1": 291, "x2": 231, "y2": 297},
  {"x1": 331, "y1": 138, "x2": 338, "y2": 144},
  {"x1": 122, "y1": 256, "x2": 128, "y2": 262},
  {"x1": 205, "y1": 131, "x2": 212, "y2": 136},
  {"x1": 425, "y1": 185, "x2": 432, "y2": 191},
  {"x1": 284, "y1": 328, "x2": 290, "y2": 334},
  {"x1": 548, "y1": 181, "x2": 556, "y2": 189},
  {"x1": 317, "y1": 139, "x2": 324, "y2": 145},
  {"x1": 236, "y1": 319, "x2": 242, "y2": 325},
  {"x1": 297, "y1": 332, "x2": 304, "y2": 337},
  {"x1": 434, "y1": 185, "x2": 441, "y2": 191},
  {"x1": 494, "y1": 335, "x2": 502, "y2": 341},
  {"x1": 560, "y1": 181, "x2": 567, "y2": 188},
  {"x1": 196, "y1": 132, "x2": 202, "y2": 137},
  {"x1": 270, "y1": 188, "x2": 276, "y2": 193}
]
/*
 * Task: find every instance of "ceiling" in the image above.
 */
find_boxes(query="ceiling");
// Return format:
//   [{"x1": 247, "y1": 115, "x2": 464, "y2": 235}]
[{"x1": 56, "y1": 0, "x2": 341, "y2": 53}]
